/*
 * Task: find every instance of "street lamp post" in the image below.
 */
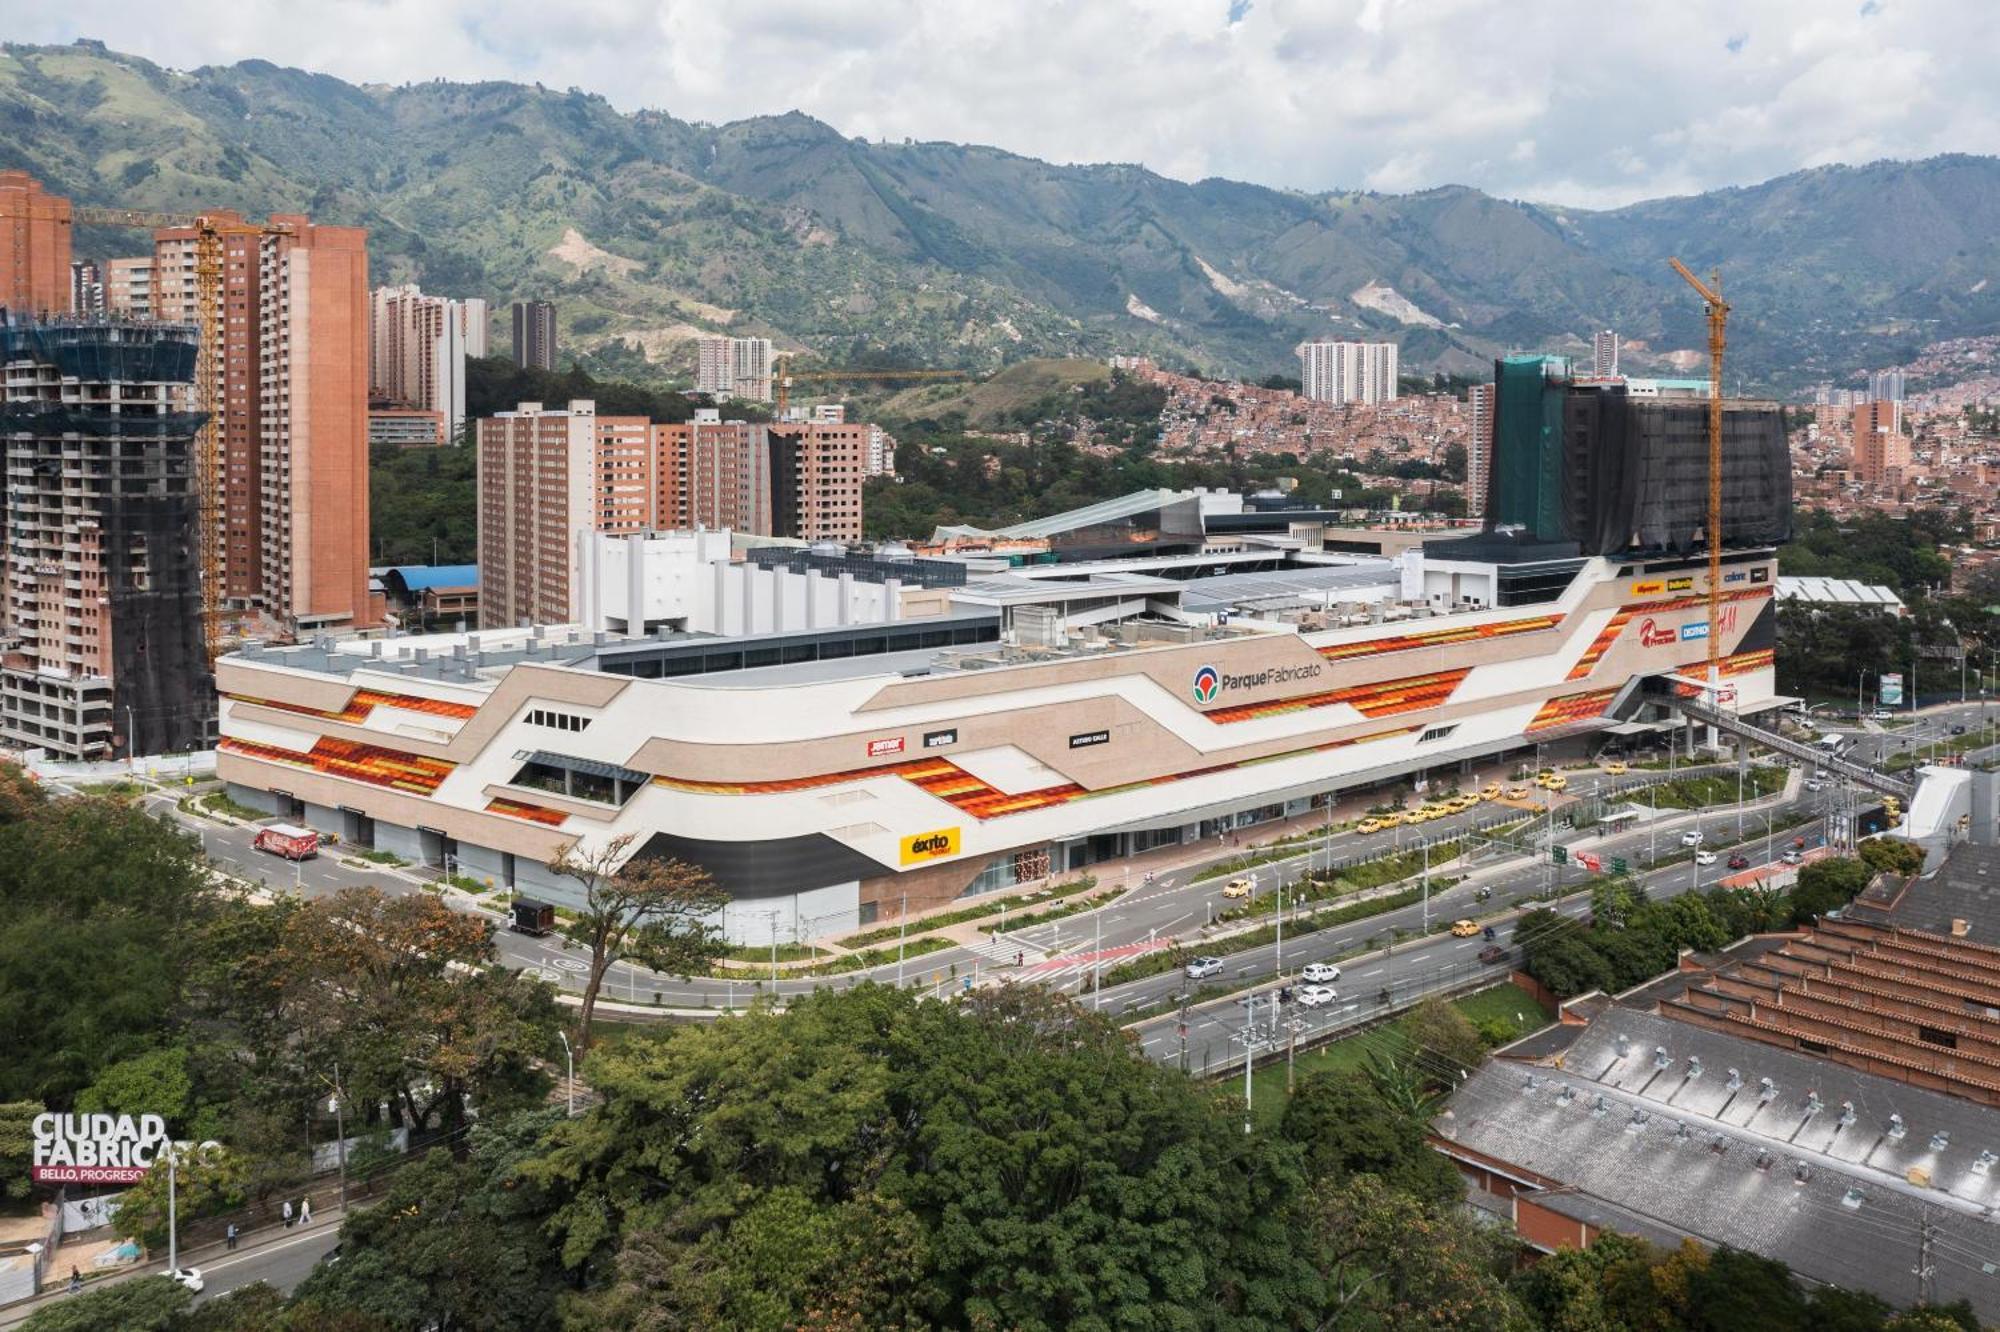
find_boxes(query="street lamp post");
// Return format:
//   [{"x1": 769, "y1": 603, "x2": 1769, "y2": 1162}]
[
  {"x1": 1275, "y1": 877, "x2": 1284, "y2": 976},
  {"x1": 165, "y1": 1142, "x2": 178, "y2": 1277},
  {"x1": 1285, "y1": 1013, "x2": 1307, "y2": 1095},
  {"x1": 896, "y1": 893, "x2": 909, "y2": 986},
  {"x1": 329, "y1": 1063, "x2": 348, "y2": 1211},
  {"x1": 557, "y1": 1030, "x2": 574, "y2": 1118}
]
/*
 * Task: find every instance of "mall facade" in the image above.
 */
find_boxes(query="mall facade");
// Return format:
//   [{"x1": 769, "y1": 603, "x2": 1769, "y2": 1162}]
[{"x1": 215, "y1": 533, "x2": 1778, "y2": 943}]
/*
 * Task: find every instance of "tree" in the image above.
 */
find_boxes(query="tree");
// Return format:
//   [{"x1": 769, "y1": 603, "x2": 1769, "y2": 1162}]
[
  {"x1": 1792, "y1": 857, "x2": 1873, "y2": 923},
  {"x1": 0, "y1": 1100, "x2": 41, "y2": 1203},
  {"x1": 1403, "y1": 996, "x2": 1488, "y2": 1083},
  {"x1": 112, "y1": 1143, "x2": 246, "y2": 1251},
  {"x1": 290, "y1": 1110, "x2": 566, "y2": 1332},
  {"x1": 545, "y1": 835, "x2": 727, "y2": 1048},
  {"x1": 16, "y1": 1275, "x2": 190, "y2": 1331},
  {"x1": 1296, "y1": 1173, "x2": 1528, "y2": 1329},
  {"x1": 1280, "y1": 1069, "x2": 1461, "y2": 1205},
  {"x1": 1859, "y1": 837, "x2": 1924, "y2": 877}
]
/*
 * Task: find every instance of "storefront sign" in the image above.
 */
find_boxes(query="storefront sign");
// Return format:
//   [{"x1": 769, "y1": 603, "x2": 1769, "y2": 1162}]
[
  {"x1": 1069, "y1": 729, "x2": 1111, "y2": 749},
  {"x1": 32, "y1": 1114, "x2": 170, "y2": 1184},
  {"x1": 1723, "y1": 570, "x2": 1748, "y2": 583},
  {"x1": 1630, "y1": 580, "x2": 1665, "y2": 595},
  {"x1": 1666, "y1": 577, "x2": 1694, "y2": 592},
  {"x1": 899, "y1": 827, "x2": 960, "y2": 865},
  {"x1": 867, "y1": 737, "x2": 906, "y2": 758},
  {"x1": 922, "y1": 729, "x2": 958, "y2": 749},
  {"x1": 1637, "y1": 618, "x2": 1677, "y2": 648},
  {"x1": 1750, "y1": 567, "x2": 1769, "y2": 584},
  {"x1": 1680, "y1": 622, "x2": 1709, "y2": 641},
  {"x1": 1191, "y1": 660, "x2": 1322, "y2": 702}
]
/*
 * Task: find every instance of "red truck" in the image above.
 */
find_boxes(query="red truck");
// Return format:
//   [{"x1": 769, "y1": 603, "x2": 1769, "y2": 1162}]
[{"x1": 252, "y1": 823, "x2": 320, "y2": 861}]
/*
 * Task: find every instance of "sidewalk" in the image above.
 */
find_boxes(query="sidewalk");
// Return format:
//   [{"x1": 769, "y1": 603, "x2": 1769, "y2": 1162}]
[{"x1": 0, "y1": 1204, "x2": 354, "y2": 1327}]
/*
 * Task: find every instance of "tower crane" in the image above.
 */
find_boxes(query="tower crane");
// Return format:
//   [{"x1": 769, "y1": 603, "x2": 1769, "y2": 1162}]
[
  {"x1": 71, "y1": 206, "x2": 293, "y2": 661},
  {"x1": 1667, "y1": 257, "x2": 1730, "y2": 739},
  {"x1": 771, "y1": 354, "x2": 969, "y2": 417}
]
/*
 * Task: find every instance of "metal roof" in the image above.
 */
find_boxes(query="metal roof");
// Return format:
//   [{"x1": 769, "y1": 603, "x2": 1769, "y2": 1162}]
[
  {"x1": 381, "y1": 564, "x2": 480, "y2": 593},
  {"x1": 995, "y1": 487, "x2": 1194, "y2": 539},
  {"x1": 1438, "y1": 1008, "x2": 2000, "y2": 1321},
  {"x1": 1775, "y1": 575, "x2": 1904, "y2": 609},
  {"x1": 1177, "y1": 561, "x2": 1399, "y2": 613}
]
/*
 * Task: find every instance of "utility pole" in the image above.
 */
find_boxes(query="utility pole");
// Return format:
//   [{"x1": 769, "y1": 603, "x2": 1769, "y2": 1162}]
[
  {"x1": 1234, "y1": 994, "x2": 1266, "y2": 1137},
  {"x1": 1285, "y1": 1013, "x2": 1307, "y2": 1095},
  {"x1": 1093, "y1": 911, "x2": 1102, "y2": 1011},
  {"x1": 1178, "y1": 992, "x2": 1192, "y2": 1074},
  {"x1": 558, "y1": 1031, "x2": 574, "y2": 1118}
]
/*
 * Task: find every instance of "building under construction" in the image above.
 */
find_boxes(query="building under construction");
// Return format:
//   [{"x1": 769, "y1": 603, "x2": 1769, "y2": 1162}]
[
  {"x1": 0, "y1": 316, "x2": 212, "y2": 759},
  {"x1": 1482, "y1": 355, "x2": 1791, "y2": 557}
]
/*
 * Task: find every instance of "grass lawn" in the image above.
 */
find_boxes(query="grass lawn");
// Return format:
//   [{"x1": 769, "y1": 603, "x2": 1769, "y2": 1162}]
[{"x1": 1236, "y1": 982, "x2": 1553, "y2": 1129}]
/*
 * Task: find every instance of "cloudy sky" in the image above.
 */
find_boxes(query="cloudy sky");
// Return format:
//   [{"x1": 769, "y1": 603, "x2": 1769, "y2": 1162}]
[{"x1": 7, "y1": 0, "x2": 1997, "y2": 207}]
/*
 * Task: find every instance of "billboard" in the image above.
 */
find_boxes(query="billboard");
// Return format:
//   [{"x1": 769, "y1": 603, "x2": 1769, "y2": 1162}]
[
  {"x1": 1880, "y1": 673, "x2": 1904, "y2": 706},
  {"x1": 32, "y1": 1113, "x2": 170, "y2": 1184}
]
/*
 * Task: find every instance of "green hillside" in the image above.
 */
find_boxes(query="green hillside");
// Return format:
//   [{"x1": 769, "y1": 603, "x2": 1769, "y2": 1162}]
[
  {"x1": 876, "y1": 358, "x2": 1109, "y2": 427},
  {"x1": 6, "y1": 40, "x2": 1999, "y2": 388}
]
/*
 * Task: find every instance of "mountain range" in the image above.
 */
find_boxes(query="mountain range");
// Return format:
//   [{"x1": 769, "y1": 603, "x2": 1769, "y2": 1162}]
[{"x1": 5, "y1": 39, "x2": 2000, "y2": 391}]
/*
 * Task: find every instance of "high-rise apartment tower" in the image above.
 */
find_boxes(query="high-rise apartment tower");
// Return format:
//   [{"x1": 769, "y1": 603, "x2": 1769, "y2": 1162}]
[
  {"x1": 512, "y1": 300, "x2": 557, "y2": 371},
  {"x1": 1297, "y1": 341, "x2": 1399, "y2": 405}
]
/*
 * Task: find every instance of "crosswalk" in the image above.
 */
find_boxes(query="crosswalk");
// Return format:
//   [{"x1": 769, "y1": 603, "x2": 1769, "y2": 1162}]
[
  {"x1": 1021, "y1": 938, "x2": 1173, "y2": 985},
  {"x1": 960, "y1": 934, "x2": 1050, "y2": 967}
]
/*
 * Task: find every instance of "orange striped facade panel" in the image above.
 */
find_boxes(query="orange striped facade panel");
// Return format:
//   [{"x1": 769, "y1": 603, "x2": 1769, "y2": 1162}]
[
  {"x1": 1526, "y1": 689, "x2": 1619, "y2": 734},
  {"x1": 486, "y1": 796, "x2": 569, "y2": 826},
  {"x1": 1205, "y1": 668, "x2": 1470, "y2": 724},
  {"x1": 1566, "y1": 587, "x2": 1774, "y2": 680},
  {"x1": 1317, "y1": 614, "x2": 1562, "y2": 664},
  {"x1": 219, "y1": 736, "x2": 454, "y2": 795},
  {"x1": 653, "y1": 726, "x2": 1419, "y2": 822},
  {"x1": 228, "y1": 689, "x2": 480, "y2": 725},
  {"x1": 1670, "y1": 649, "x2": 1778, "y2": 696}
]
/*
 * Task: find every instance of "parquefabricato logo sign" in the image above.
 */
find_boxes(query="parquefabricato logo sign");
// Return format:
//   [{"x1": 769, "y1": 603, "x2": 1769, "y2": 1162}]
[
  {"x1": 1191, "y1": 664, "x2": 1220, "y2": 703},
  {"x1": 32, "y1": 1113, "x2": 172, "y2": 1184},
  {"x1": 1192, "y1": 660, "x2": 1320, "y2": 702}
]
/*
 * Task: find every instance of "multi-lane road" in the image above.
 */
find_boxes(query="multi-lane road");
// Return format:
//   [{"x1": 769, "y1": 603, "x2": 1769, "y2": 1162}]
[{"x1": 104, "y1": 756, "x2": 1832, "y2": 1028}]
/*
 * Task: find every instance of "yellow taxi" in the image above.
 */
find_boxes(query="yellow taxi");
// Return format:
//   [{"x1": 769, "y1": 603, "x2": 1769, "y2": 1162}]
[
  {"x1": 1481, "y1": 783, "x2": 1503, "y2": 800},
  {"x1": 1377, "y1": 811, "x2": 1404, "y2": 828},
  {"x1": 1357, "y1": 816, "x2": 1384, "y2": 835},
  {"x1": 1545, "y1": 774, "x2": 1569, "y2": 793},
  {"x1": 1604, "y1": 761, "x2": 1628, "y2": 776},
  {"x1": 1450, "y1": 919, "x2": 1481, "y2": 938},
  {"x1": 1221, "y1": 878, "x2": 1253, "y2": 899},
  {"x1": 1505, "y1": 785, "x2": 1532, "y2": 800},
  {"x1": 1454, "y1": 794, "x2": 1480, "y2": 812},
  {"x1": 1532, "y1": 769, "x2": 1558, "y2": 788}
]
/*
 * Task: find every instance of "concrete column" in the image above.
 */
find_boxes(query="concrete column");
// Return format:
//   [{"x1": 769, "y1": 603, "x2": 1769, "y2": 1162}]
[
  {"x1": 742, "y1": 564, "x2": 759, "y2": 634},
  {"x1": 885, "y1": 577, "x2": 903, "y2": 622},
  {"x1": 713, "y1": 558, "x2": 730, "y2": 636},
  {"x1": 804, "y1": 569, "x2": 822, "y2": 629},
  {"x1": 837, "y1": 572, "x2": 855, "y2": 626},
  {"x1": 627, "y1": 532, "x2": 646, "y2": 636}
]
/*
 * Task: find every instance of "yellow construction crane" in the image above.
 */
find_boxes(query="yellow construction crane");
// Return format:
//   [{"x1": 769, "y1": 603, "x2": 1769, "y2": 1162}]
[
  {"x1": 72, "y1": 206, "x2": 291, "y2": 660},
  {"x1": 771, "y1": 354, "x2": 969, "y2": 417},
  {"x1": 1666, "y1": 257, "x2": 1729, "y2": 709}
]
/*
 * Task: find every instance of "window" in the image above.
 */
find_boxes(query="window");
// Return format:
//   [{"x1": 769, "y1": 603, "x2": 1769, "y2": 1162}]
[
  {"x1": 1417, "y1": 724, "x2": 1459, "y2": 744},
  {"x1": 525, "y1": 708, "x2": 590, "y2": 733}
]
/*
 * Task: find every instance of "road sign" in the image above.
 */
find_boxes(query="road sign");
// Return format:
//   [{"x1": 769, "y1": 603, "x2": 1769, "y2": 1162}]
[
  {"x1": 1611, "y1": 857, "x2": 1630, "y2": 874},
  {"x1": 1552, "y1": 846, "x2": 1568, "y2": 865}
]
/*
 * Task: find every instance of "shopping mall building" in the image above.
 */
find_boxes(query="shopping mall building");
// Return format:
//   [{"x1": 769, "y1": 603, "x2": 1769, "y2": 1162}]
[{"x1": 215, "y1": 360, "x2": 1793, "y2": 942}]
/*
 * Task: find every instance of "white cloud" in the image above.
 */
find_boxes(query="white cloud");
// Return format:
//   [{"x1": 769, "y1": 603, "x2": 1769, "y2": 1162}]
[{"x1": 5, "y1": 0, "x2": 1999, "y2": 206}]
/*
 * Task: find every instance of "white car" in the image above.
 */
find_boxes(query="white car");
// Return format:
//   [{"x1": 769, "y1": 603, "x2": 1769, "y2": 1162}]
[
  {"x1": 1296, "y1": 984, "x2": 1339, "y2": 1008},
  {"x1": 1185, "y1": 956, "x2": 1224, "y2": 980},
  {"x1": 169, "y1": 1267, "x2": 204, "y2": 1294},
  {"x1": 1803, "y1": 778, "x2": 1825, "y2": 792},
  {"x1": 1680, "y1": 829, "x2": 1704, "y2": 847},
  {"x1": 1301, "y1": 962, "x2": 1342, "y2": 983},
  {"x1": 1694, "y1": 850, "x2": 1717, "y2": 866},
  {"x1": 1871, "y1": 709, "x2": 1893, "y2": 720}
]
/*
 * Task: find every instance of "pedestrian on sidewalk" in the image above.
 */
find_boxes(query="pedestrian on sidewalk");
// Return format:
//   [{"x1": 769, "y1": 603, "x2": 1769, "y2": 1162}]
[
  {"x1": 225, "y1": 1222, "x2": 238, "y2": 1250},
  {"x1": 282, "y1": 1199, "x2": 294, "y2": 1229},
  {"x1": 67, "y1": 1268, "x2": 81, "y2": 1296},
  {"x1": 300, "y1": 1197, "x2": 313, "y2": 1225}
]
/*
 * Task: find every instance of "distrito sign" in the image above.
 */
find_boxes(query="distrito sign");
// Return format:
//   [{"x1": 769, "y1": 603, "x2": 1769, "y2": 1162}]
[{"x1": 32, "y1": 1113, "x2": 172, "y2": 1184}]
